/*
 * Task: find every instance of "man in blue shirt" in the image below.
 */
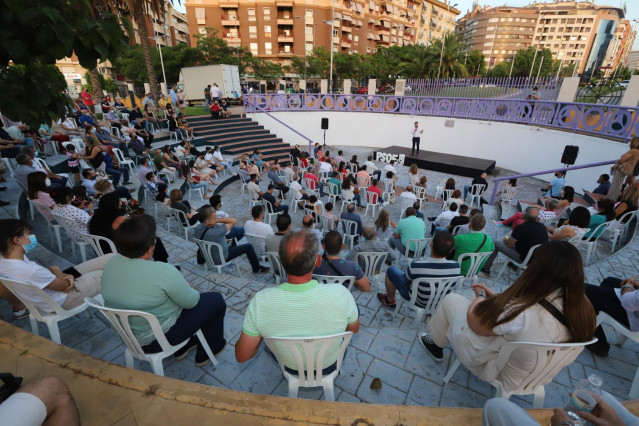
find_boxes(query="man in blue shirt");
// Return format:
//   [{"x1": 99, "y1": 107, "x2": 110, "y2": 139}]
[
  {"x1": 78, "y1": 110, "x2": 96, "y2": 128},
  {"x1": 266, "y1": 165, "x2": 289, "y2": 198},
  {"x1": 593, "y1": 174, "x2": 611, "y2": 195},
  {"x1": 340, "y1": 203, "x2": 363, "y2": 236},
  {"x1": 544, "y1": 171, "x2": 565, "y2": 199},
  {"x1": 313, "y1": 231, "x2": 370, "y2": 292}
]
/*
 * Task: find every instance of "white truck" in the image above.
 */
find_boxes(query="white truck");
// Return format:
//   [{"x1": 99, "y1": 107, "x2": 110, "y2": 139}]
[{"x1": 178, "y1": 64, "x2": 241, "y2": 105}]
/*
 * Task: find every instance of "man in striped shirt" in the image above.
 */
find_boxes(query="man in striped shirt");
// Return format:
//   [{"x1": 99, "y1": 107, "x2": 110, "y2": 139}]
[
  {"x1": 377, "y1": 231, "x2": 460, "y2": 310},
  {"x1": 235, "y1": 230, "x2": 359, "y2": 369}
]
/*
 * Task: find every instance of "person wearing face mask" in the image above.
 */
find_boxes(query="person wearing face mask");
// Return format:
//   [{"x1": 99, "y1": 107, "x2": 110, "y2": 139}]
[{"x1": 0, "y1": 219, "x2": 113, "y2": 312}]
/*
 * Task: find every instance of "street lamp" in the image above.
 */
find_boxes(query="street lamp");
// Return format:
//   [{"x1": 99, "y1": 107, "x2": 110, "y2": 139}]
[
  {"x1": 322, "y1": 17, "x2": 344, "y2": 93},
  {"x1": 556, "y1": 36, "x2": 569, "y2": 79},
  {"x1": 150, "y1": 35, "x2": 167, "y2": 92},
  {"x1": 437, "y1": 2, "x2": 457, "y2": 79}
]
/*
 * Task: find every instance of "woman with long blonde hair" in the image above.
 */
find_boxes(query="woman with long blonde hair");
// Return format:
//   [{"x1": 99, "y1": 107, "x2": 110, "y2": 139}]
[{"x1": 374, "y1": 208, "x2": 397, "y2": 241}]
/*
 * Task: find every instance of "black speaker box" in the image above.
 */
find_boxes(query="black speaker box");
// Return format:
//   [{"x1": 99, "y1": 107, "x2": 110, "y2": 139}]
[
  {"x1": 561, "y1": 145, "x2": 579, "y2": 165},
  {"x1": 321, "y1": 118, "x2": 329, "y2": 130}
]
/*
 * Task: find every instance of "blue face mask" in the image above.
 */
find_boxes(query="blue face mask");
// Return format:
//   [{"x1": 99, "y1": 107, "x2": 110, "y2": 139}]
[
  {"x1": 34, "y1": 151, "x2": 39, "y2": 158},
  {"x1": 24, "y1": 235, "x2": 37, "y2": 253}
]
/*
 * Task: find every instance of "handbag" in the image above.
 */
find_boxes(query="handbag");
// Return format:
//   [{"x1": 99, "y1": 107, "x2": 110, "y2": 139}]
[{"x1": 196, "y1": 227, "x2": 210, "y2": 265}]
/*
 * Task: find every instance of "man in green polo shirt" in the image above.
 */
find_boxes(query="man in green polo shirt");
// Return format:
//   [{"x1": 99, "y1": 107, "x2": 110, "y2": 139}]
[
  {"x1": 453, "y1": 213, "x2": 495, "y2": 276},
  {"x1": 389, "y1": 207, "x2": 426, "y2": 254},
  {"x1": 235, "y1": 230, "x2": 359, "y2": 369}
]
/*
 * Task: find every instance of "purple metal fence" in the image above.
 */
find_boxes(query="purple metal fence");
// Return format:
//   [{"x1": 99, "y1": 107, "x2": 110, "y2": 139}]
[
  {"x1": 244, "y1": 94, "x2": 639, "y2": 142},
  {"x1": 488, "y1": 159, "x2": 618, "y2": 205},
  {"x1": 405, "y1": 76, "x2": 563, "y2": 100}
]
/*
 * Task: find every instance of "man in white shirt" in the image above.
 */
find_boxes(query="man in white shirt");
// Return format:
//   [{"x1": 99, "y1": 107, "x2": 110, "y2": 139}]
[
  {"x1": 247, "y1": 173, "x2": 263, "y2": 200},
  {"x1": 289, "y1": 174, "x2": 309, "y2": 208},
  {"x1": 243, "y1": 204, "x2": 274, "y2": 255},
  {"x1": 411, "y1": 121, "x2": 423, "y2": 156},
  {"x1": 363, "y1": 155, "x2": 381, "y2": 180},
  {"x1": 399, "y1": 184, "x2": 417, "y2": 203},
  {"x1": 211, "y1": 83, "x2": 222, "y2": 102},
  {"x1": 384, "y1": 160, "x2": 398, "y2": 177},
  {"x1": 301, "y1": 214, "x2": 324, "y2": 255},
  {"x1": 432, "y1": 202, "x2": 460, "y2": 234}
]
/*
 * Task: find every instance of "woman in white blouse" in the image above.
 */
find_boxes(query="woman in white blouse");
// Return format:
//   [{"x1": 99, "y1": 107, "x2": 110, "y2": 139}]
[{"x1": 51, "y1": 186, "x2": 92, "y2": 241}]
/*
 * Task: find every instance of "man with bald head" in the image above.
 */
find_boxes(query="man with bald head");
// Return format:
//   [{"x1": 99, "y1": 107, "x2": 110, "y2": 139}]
[
  {"x1": 463, "y1": 172, "x2": 488, "y2": 200},
  {"x1": 235, "y1": 230, "x2": 359, "y2": 366},
  {"x1": 302, "y1": 213, "x2": 324, "y2": 255}
]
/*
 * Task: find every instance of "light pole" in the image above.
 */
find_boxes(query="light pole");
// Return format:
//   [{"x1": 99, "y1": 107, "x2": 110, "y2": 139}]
[
  {"x1": 528, "y1": 48, "x2": 538, "y2": 81},
  {"x1": 556, "y1": 36, "x2": 569, "y2": 79},
  {"x1": 322, "y1": 16, "x2": 343, "y2": 93},
  {"x1": 485, "y1": 26, "x2": 497, "y2": 74},
  {"x1": 437, "y1": 2, "x2": 458, "y2": 79},
  {"x1": 150, "y1": 35, "x2": 167, "y2": 90}
]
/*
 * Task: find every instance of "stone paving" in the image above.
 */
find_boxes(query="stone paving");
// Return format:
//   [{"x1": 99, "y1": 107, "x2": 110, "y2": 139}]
[{"x1": 1, "y1": 142, "x2": 638, "y2": 409}]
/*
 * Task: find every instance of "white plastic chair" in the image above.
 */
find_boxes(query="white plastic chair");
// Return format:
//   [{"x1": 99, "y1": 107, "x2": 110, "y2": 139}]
[
  {"x1": 413, "y1": 185, "x2": 427, "y2": 208},
  {"x1": 382, "y1": 179, "x2": 395, "y2": 204},
  {"x1": 467, "y1": 184, "x2": 486, "y2": 208},
  {"x1": 185, "y1": 179, "x2": 205, "y2": 204},
  {"x1": 312, "y1": 274, "x2": 357, "y2": 291},
  {"x1": 441, "y1": 190, "x2": 455, "y2": 211},
  {"x1": 326, "y1": 182, "x2": 340, "y2": 205},
  {"x1": 400, "y1": 238, "x2": 431, "y2": 266},
  {"x1": 364, "y1": 190, "x2": 381, "y2": 217},
  {"x1": 11, "y1": 174, "x2": 34, "y2": 220},
  {"x1": 443, "y1": 338, "x2": 597, "y2": 409},
  {"x1": 81, "y1": 233, "x2": 117, "y2": 257},
  {"x1": 341, "y1": 219, "x2": 359, "y2": 250},
  {"x1": 303, "y1": 177, "x2": 320, "y2": 198},
  {"x1": 245, "y1": 232, "x2": 267, "y2": 262},
  {"x1": 574, "y1": 222, "x2": 610, "y2": 265},
  {"x1": 457, "y1": 252, "x2": 492, "y2": 285},
  {"x1": 110, "y1": 126, "x2": 122, "y2": 138},
  {"x1": 494, "y1": 243, "x2": 541, "y2": 281},
  {"x1": 406, "y1": 276, "x2": 463, "y2": 325},
  {"x1": 170, "y1": 208, "x2": 197, "y2": 240},
  {"x1": 265, "y1": 251, "x2": 287, "y2": 284},
  {"x1": 0, "y1": 277, "x2": 90, "y2": 344},
  {"x1": 433, "y1": 178, "x2": 447, "y2": 200},
  {"x1": 150, "y1": 160, "x2": 174, "y2": 184},
  {"x1": 31, "y1": 200, "x2": 62, "y2": 253},
  {"x1": 356, "y1": 175, "x2": 371, "y2": 188},
  {"x1": 51, "y1": 213, "x2": 89, "y2": 263},
  {"x1": 84, "y1": 297, "x2": 217, "y2": 376},
  {"x1": 262, "y1": 200, "x2": 283, "y2": 226},
  {"x1": 451, "y1": 225, "x2": 463, "y2": 235},
  {"x1": 356, "y1": 251, "x2": 389, "y2": 288},
  {"x1": 156, "y1": 202, "x2": 174, "y2": 230},
  {"x1": 339, "y1": 195, "x2": 355, "y2": 213},
  {"x1": 194, "y1": 238, "x2": 244, "y2": 277},
  {"x1": 33, "y1": 158, "x2": 71, "y2": 186},
  {"x1": 113, "y1": 147, "x2": 137, "y2": 174},
  {"x1": 318, "y1": 214, "x2": 334, "y2": 235},
  {"x1": 597, "y1": 312, "x2": 639, "y2": 398},
  {"x1": 605, "y1": 211, "x2": 638, "y2": 252},
  {"x1": 263, "y1": 331, "x2": 353, "y2": 401}
]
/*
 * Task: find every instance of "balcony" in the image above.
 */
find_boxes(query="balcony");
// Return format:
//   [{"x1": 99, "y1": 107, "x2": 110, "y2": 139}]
[
  {"x1": 222, "y1": 33, "x2": 241, "y2": 43},
  {"x1": 341, "y1": 38, "x2": 352, "y2": 48},
  {"x1": 342, "y1": 24, "x2": 353, "y2": 32},
  {"x1": 221, "y1": 16, "x2": 240, "y2": 26},
  {"x1": 276, "y1": 1, "x2": 293, "y2": 6},
  {"x1": 278, "y1": 50, "x2": 294, "y2": 57},
  {"x1": 219, "y1": 1, "x2": 239, "y2": 8},
  {"x1": 378, "y1": 27, "x2": 390, "y2": 35},
  {"x1": 277, "y1": 16, "x2": 294, "y2": 25},
  {"x1": 278, "y1": 32, "x2": 294, "y2": 42}
]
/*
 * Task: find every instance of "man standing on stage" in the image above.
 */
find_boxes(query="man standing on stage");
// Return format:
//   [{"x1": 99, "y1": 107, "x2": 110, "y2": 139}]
[{"x1": 411, "y1": 121, "x2": 423, "y2": 156}]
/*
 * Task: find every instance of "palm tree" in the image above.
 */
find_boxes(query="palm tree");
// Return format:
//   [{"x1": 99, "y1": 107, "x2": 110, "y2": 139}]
[
  {"x1": 88, "y1": 68, "x2": 103, "y2": 105},
  {"x1": 399, "y1": 45, "x2": 436, "y2": 78},
  {"x1": 429, "y1": 33, "x2": 469, "y2": 79},
  {"x1": 89, "y1": 0, "x2": 171, "y2": 105}
]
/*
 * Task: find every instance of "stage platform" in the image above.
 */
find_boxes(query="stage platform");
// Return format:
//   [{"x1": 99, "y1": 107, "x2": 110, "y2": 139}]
[{"x1": 374, "y1": 145, "x2": 496, "y2": 178}]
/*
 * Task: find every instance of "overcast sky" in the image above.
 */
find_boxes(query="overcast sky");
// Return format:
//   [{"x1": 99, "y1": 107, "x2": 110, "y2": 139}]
[{"x1": 173, "y1": 0, "x2": 638, "y2": 50}]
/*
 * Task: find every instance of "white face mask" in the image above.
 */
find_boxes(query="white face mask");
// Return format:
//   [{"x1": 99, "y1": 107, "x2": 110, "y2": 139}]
[{"x1": 45, "y1": 178, "x2": 52, "y2": 187}]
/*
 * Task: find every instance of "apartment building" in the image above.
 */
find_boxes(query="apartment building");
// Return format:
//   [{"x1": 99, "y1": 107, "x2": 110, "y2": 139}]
[
  {"x1": 459, "y1": 1, "x2": 635, "y2": 76},
  {"x1": 184, "y1": 0, "x2": 460, "y2": 67},
  {"x1": 57, "y1": 1, "x2": 190, "y2": 96},
  {"x1": 627, "y1": 50, "x2": 639, "y2": 70}
]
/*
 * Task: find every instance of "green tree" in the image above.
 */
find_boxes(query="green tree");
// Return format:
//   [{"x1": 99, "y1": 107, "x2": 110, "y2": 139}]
[
  {"x1": 84, "y1": 71, "x2": 119, "y2": 96},
  {"x1": 428, "y1": 33, "x2": 469, "y2": 78},
  {"x1": 613, "y1": 65, "x2": 632, "y2": 80},
  {"x1": 399, "y1": 44, "x2": 434, "y2": 78},
  {"x1": 113, "y1": 45, "x2": 148, "y2": 87},
  {"x1": 248, "y1": 57, "x2": 283, "y2": 80},
  {"x1": 465, "y1": 50, "x2": 486, "y2": 76},
  {"x1": 511, "y1": 47, "x2": 553, "y2": 78},
  {"x1": 0, "y1": 0, "x2": 130, "y2": 129},
  {"x1": 306, "y1": 47, "x2": 331, "y2": 79},
  {"x1": 193, "y1": 28, "x2": 253, "y2": 74},
  {"x1": 487, "y1": 62, "x2": 511, "y2": 77}
]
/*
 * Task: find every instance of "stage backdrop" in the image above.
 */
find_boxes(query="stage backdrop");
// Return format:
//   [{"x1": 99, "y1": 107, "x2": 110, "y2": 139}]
[{"x1": 247, "y1": 111, "x2": 628, "y2": 189}]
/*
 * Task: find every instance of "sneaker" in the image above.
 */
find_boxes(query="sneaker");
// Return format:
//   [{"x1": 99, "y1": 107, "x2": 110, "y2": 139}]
[
  {"x1": 419, "y1": 332, "x2": 444, "y2": 362},
  {"x1": 492, "y1": 220, "x2": 503, "y2": 228},
  {"x1": 253, "y1": 265, "x2": 270, "y2": 273},
  {"x1": 13, "y1": 307, "x2": 29, "y2": 319},
  {"x1": 376, "y1": 293, "x2": 396, "y2": 309},
  {"x1": 174, "y1": 337, "x2": 198, "y2": 360}
]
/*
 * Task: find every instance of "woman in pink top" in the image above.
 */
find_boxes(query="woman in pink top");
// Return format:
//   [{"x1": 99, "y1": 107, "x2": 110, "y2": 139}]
[{"x1": 27, "y1": 171, "x2": 55, "y2": 221}]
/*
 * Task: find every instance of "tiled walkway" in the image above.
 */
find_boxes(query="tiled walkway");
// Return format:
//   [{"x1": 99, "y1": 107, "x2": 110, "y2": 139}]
[{"x1": 1, "y1": 143, "x2": 638, "y2": 409}]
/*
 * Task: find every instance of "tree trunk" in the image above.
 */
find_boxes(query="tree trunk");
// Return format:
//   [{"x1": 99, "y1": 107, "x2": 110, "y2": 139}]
[
  {"x1": 88, "y1": 68, "x2": 103, "y2": 105},
  {"x1": 133, "y1": 0, "x2": 161, "y2": 106}
]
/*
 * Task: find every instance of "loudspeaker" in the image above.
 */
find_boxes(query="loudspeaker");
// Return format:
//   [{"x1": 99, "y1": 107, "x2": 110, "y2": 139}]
[
  {"x1": 321, "y1": 118, "x2": 329, "y2": 130},
  {"x1": 561, "y1": 145, "x2": 579, "y2": 165}
]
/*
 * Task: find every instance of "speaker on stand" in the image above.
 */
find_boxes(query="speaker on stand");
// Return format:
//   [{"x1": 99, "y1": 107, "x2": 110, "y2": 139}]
[
  {"x1": 321, "y1": 118, "x2": 329, "y2": 149},
  {"x1": 560, "y1": 145, "x2": 579, "y2": 176}
]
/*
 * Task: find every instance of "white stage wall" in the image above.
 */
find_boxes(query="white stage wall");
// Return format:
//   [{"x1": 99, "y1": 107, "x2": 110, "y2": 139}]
[{"x1": 247, "y1": 111, "x2": 628, "y2": 189}]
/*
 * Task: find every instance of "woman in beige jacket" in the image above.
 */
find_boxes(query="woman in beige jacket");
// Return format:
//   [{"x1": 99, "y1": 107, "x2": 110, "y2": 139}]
[
  {"x1": 420, "y1": 241, "x2": 596, "y2": 393},
  {"x1": 608, "y1": 136, "x2": 639, "y2": 202}
]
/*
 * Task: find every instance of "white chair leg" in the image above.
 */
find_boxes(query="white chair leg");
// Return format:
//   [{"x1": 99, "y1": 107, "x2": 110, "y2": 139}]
[
  {"x1": 617, "y1": 335, "x2": 629, "y2": 347},
  {"x1": 150, "y1": 357, "x2": 165, "y2": 376},
  {"x1": 494, "y1": 262, "x2": 509, "y2": 281},
  {"x1": 29, "y1": 202, "x2": 34, "y2": 220},
  {"x1": 323, "y1": 381, "x2": 335, "y2": 402},
  {"x1": 79, "y1": 244, "x2": 87, "y2": 263},
  {"x1": 630, "y1": 367, "x2": 639, "y2": 399},
  {"x1": 29, "y1": 316, "x2": 39, "y2": 336},
  {"x1": 288, "y1": 379, "x2": 299, "y2": 399},
  {"x1": 47, "y1": 321, "x2": 61, "y2": 344},
  {"x1": 71, "y1": 243, "x2": 77, "y2": 264},
  {"x1": 125, "y1": 349, "x2": 134, "y2": 369},
  {"x1": 195, "y1": 330, "x2": 218, "y2": 366},
  {"x1": 443, "y1": 358, "x2": 461, "y2": 383},
  {"x1": 532, "y1": 386, "x2": 546, "y2": 409}
]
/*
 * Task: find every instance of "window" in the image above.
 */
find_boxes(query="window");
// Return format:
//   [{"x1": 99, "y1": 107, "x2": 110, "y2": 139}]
[
  {"x1": 195, "y1": 7, "x2": 206, "y2": 25},
  {"x1": 354, "y1": 35, "x2": 359, "y2": 42},
  {"x1": 263, "y1": 7, "x2": 271, "y2": 19},
  {"x1": 305, "y1": 9, "x2": 313, "y2": 19},
  {"x1": 306, "y1": 42, "x2": 313, "y2": 52},
  {"x1": 249, "y1": 26, "x2": 257, "y2": 38},
  {"x1": 250, "y1": 43, "x2": 258, "y2": 54},
  {"x1": 488, "y1": 18, "x2": 498, "y2": 23},
  {"x1": 248, "y1": 8, "x2": 256, "y2": 21},
  {"x1": 264, "y1": 42, "x2": 272, "y2": 54},
  {"x1": 264, "y1": 25, "x2": 272, "y2": 38},
  {"x1": 305, "y1": 26, "x2": 314, "y2": 37}
]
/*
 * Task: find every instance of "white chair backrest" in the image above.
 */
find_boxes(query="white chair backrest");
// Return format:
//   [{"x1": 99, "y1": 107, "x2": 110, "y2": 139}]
[
  {"x1": 0, "y1": 277, "x2": 67, "y2": 318},
  {"x1": 194, "y1": 238, "x2": 226, "y2": 267},
  {"x1": 113, "y1": 147, "x2": 127, "y2": 163},
  {"x1": 312, "y1": 274, "x2": 357, "y2": 291},
  {"x1": 350, "y1": 163, "x2": 358, "y2": 174},
  {"x1": 355, "y1": 252, "x2": 389, "y2": 277},
  {"x1": 451, "y1": 225, "x2": 462, "y2": 235},
  {"x1": 52, "y1": 212, "x2": 87, "y2": 244},
  {"x1": 265, "y1": 251, "x2": 287, "y2": 284},
  {"x1": 11, "y1": 173, "x2": 29, "y2": 193},
  {"x1": 319, "y1": 214, "x2": 333, "y2": 232},
  {"x1": 171, "y1": 208, "x2": 191, "y2": 228},
  {"x1": 404, "y1": 238, "x2": 430, "y2": 258},
  {"x1": 413, "y1": 186, "x2": 427, "y2": 200},
  {"x1": 443, "y1": 189, "x2": 454, "y2": 200},
  {"x1": 382, "y1": 180, "x2": 394, "y2": 193},
  {"x1": 341, "y1": 219, "x2": 358, "y2": 236},
  {"x1": 31, "y1": 200, "x2": 55, "y2": 222},
  {"x1": 245, "y1": 233, "x2": 266, "y2": 256},
  {"x1": 327, "y1": 182, "x2": 340, "y2": 196},
  {"x1": 470, "y1": 184, "x2": 486, "y2": 195},
  {"x1": 357, "y1": 176, "x2": 370, "y2": 188},
  {"x1": 81, "y1": 233, "x2": 117, "y2": 257},
  {"x1": 520, "y1": 243, "x2": 541, "y2": 266},
  {"x1": 501, "y1": 185, "x2": 517, "y2": 203},
  {"x1": 366, "y1": 190, "x2": 378, "y2": 204},
  {"x1": 264, "y1": 332, "x2": 353, "y2": 386},
  {"x1": 408, "y1": 276, "x2": 463, "y2": 314},
  {"x1": 34, "y1": 158, "x2": 51, "y2": 173},
  {"x1": 83, "y1": 297, "x2": 173, "y2": 360},
  {"x1": 494, "y1": 339, "x2": 597, "y2": 396},
  {"x1": 304, "y1": 177, "x2": 317, "y2": 190},
  {"x1": 457, "y1": 252, "x2": 492, "y2": 278}
]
